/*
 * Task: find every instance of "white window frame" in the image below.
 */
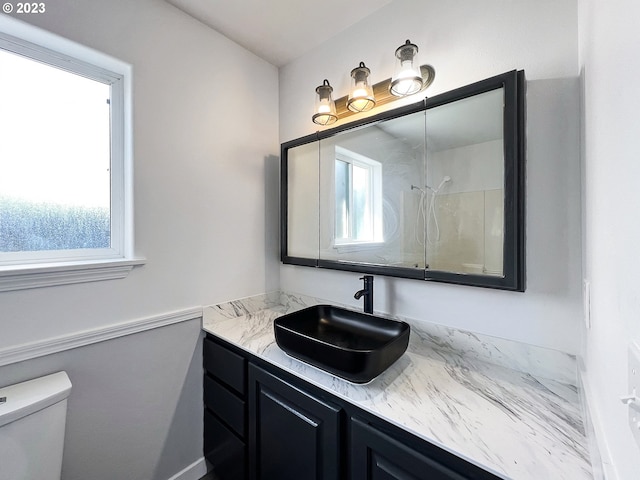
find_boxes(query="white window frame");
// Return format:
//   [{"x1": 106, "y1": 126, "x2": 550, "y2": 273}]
[
  {"x1": 333, "y1": 146, "x2": 383, "y2": 247},
  {"x1": 0, "y1": 16, "x2": 143, "y2": 291}
]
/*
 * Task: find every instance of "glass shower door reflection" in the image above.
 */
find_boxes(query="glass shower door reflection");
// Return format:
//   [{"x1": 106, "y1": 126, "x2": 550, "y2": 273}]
[{"x1": 424, "y1": 87, "x2": 505, "y2": 277}]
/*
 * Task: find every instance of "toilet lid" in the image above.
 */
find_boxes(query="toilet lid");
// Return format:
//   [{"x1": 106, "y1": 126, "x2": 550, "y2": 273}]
[{"x1": 0, "y1": 371, "x2": 71, "y2": 427}]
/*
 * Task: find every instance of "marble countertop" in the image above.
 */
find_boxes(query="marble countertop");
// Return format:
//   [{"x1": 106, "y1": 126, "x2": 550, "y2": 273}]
[{"x1": 202, "y1": 291, "x2": 592, "y2": 480}]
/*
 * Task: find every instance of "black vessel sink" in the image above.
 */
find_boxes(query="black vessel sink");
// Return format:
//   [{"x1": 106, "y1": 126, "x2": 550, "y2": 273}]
[{"x1": 273, "y1": 305, "x2": 410, "y2": 384}]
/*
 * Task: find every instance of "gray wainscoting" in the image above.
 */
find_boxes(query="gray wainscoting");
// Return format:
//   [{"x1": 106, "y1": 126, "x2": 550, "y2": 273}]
[{"x1": 0, "y1": 317, "x2": 204, "y2": 480}]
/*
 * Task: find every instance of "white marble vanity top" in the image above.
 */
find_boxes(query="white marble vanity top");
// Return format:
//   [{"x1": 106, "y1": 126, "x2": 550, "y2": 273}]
[{"x1": 202, "y1": 291, "x2": 592, "y2": 480}]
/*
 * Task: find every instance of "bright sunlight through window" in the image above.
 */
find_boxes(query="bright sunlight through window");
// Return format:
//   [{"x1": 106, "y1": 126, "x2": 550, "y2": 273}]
[
  {"x1": 0, "y1": 19, "x2": 134, "y2": 273},
  {"x1": 0, "y1": 49, "x2": 112, "y2": 253}
]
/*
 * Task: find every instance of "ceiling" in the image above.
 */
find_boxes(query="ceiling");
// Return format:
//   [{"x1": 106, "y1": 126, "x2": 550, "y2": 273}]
[
  {"x1": 165, "y1": 0, "x2": 395, "y2": 67},
  {"x1": 378, "y1": 88, "x2": 504, "y2": 152}
]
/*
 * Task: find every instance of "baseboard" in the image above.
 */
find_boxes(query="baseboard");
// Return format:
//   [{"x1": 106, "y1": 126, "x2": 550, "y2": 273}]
[
  {"x1": 0, "y1": 306, "x2": 203, "y2": 367},
  {"x1": 167, "y1": 457, "x2": 208, "y2": 480}
]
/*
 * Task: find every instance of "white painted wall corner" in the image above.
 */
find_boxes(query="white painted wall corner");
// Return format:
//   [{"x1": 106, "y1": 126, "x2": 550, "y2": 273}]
[{"x1": 578, "y1": 358, "x2": 618, "y2": 480}]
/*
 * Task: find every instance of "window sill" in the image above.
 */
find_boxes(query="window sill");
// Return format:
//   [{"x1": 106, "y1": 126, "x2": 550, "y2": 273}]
[
  {"x1": 0, "y1": 258, "x2": 146, "y2": 292},
  {"x1": 333, "y1": 242, "x2": 385, "y2": 254}
]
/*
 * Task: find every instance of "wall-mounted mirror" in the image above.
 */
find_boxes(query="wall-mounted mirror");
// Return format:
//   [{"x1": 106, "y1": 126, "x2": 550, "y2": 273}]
[{"x1": 281, "y1": 70, "x2": 525, "y2": 291}]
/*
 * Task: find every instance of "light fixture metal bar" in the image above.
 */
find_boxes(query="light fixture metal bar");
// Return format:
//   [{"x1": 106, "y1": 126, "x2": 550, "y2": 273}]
[{"x1": 333, "y1": 64, "x2": 435, "y2": 121}]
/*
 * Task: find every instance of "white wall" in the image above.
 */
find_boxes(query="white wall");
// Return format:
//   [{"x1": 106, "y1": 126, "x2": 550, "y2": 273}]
[
  {"x1": 1, "y1": 0, "x2": 279, "y2": 349},
  {"x1": 0, "y1": 1, "x2": 279, "y2": 478},
  {"x1": 579, "y1": 0, "x2": 640, "y2": 478},
  {"x1": 279, "y1": 0, "x2": 583, "y2": 354}
]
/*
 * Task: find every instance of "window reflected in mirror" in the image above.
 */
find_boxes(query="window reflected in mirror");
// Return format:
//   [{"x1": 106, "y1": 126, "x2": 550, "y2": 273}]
[
  {"x1": 334, "y1": 147, "x2": 383, "y2": 245},
  {"x1": 319, "y1": 110, "x2": 426, "y2": 269}
]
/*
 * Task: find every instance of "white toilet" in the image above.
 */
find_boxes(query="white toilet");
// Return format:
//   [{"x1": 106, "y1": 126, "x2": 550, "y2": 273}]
[{"x1": 0, "y1": 371, "x2": 72, "y2": 480}]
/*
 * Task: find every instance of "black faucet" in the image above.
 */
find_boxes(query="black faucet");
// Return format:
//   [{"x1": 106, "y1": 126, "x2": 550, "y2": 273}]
[{"x1": 354, "y1": 275, "x2": 374, "y2": 314}]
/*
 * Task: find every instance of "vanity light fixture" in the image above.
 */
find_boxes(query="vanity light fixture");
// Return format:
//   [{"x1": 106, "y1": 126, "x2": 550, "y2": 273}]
[
  {"x1": 390, "y1": 39, "x2": 424, "y2": 96},
  {"x1": 311, "y1": 41, "x2": 435, "y2": 125},
  {"x1": 347, "y1": 62, "x2": 376, "y2": 112},
  {"x1": 312, "y1": 79, "x2": 338, "y2": 126}
]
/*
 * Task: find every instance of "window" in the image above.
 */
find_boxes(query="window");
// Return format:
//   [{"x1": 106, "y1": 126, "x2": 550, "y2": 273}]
[
  {"x1": 334, "y1": 147, "x2": 383, "y2": 245},
  {"x1": 0, "y1": 16, "x2": 140, "y2": 291}
]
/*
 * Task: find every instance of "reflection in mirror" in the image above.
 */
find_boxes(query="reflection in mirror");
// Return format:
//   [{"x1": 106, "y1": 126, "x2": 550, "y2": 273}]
[
  {"x1": 333, "y1": 146, "x2": 383, "y2": 245},
  {"x1": 281, "y1": 70, "x2": 525, "y2": 291},
  {"x1": 286, "y1": 141, "x2": 319, "y2": 258},
  {"x1": 319, "y1": 110, "x2": 426, "y2": 270},
  {"x1": 424, "y1": 88, "x2": 505, "y2": 276}
]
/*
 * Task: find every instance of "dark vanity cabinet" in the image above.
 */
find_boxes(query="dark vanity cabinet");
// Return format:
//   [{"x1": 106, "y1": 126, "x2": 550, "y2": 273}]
[{"x1": 204, "y1": 334, "x2": 501, "y2": 480}]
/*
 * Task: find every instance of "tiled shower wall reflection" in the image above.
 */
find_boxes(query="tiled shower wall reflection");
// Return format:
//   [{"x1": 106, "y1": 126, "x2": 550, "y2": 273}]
[
  {"x1": 426, "y1": 188, "x2": 504, "y2": 274},
  {"x1": 424, "y1": 139, "x2": 504, "y2": 275}
]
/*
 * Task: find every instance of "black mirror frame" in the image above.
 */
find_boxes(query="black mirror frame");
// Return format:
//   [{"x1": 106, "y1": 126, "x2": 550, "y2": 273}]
[{"x1": 281, "y1": 70, "x2": 526, "y2": 292}]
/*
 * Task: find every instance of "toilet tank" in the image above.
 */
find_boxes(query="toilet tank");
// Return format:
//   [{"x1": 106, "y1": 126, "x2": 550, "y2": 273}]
[{"x1": 0, "y1": 372, "x2": 72, "y2": 480}]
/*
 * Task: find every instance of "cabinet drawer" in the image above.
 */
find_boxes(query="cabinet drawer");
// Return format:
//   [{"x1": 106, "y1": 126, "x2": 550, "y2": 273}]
[
  {"x1": 204, "y1": 336, "x2": 246, "y2": 395},
  {"x1": 204, "y1": 409, "x2": 246, "y2": 480},
  {"x1": 204, "y1": 374, "x2": 246, "y2": 437}
]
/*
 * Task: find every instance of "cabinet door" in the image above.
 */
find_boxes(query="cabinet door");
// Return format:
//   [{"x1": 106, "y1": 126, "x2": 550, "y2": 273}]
[
  {"x1": 350, "y1": 417, "x2": 468, "y2": 480},
  {"x1": 248, "y1": 364, "x2": 341, "y2": 480}
]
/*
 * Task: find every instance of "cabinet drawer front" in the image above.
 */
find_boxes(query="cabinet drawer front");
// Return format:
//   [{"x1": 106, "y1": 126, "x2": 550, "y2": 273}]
[
  {"x1": 204, "y1": 375, "x2": 246, "y2": 437},
  {"x1": 204, "y1": 409, "x2": 246, "y2": 480},
  {"x1": 204, "y1": 337, "x2": 246, "y2": 395}
]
